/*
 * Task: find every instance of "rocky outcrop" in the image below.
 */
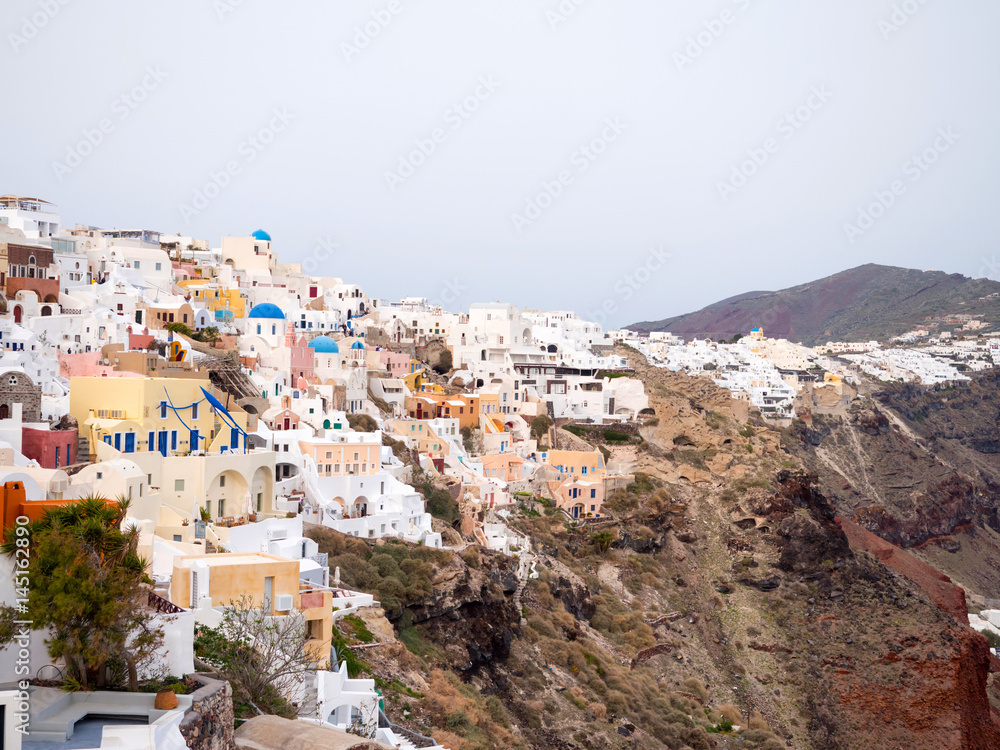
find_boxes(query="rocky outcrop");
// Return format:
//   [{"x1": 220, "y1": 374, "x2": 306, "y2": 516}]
[{"x1": 395, "y1": 549, "x2": 519, "y2": 672}]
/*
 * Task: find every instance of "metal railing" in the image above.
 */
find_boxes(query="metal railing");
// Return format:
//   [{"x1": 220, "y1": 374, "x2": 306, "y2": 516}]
[{"x1": 148, "y1": 589, "x2": 185, "y2": 614}]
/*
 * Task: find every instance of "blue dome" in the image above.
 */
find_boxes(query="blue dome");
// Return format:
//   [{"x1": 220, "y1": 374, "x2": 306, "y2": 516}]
[
  {"x1": 248, "y1": 303, "x2": 285, "y2": 319},
  {"x1": 251, "y1": 229, "x2": 271, "y2": 241},
  {"x1": 351, "y1": 340, "x2": 365, "y2": 350},
  {"x1": 308, "y1": 336, "x2": 340, "y2": 353}
]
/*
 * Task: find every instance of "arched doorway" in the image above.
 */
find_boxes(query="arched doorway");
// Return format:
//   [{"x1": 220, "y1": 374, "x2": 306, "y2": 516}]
[
  {"x1": 13, "y1": 306, "x2": 22, "y2": 324},
  {"x1": 352, "y1": 497, "x2": 368, "y2": 518},
  {"x1": 0, "y1": 404, "x2": 8, "y2": 419}
]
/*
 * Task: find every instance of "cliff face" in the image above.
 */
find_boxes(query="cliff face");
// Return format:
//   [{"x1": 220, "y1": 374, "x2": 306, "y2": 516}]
[
  {"x1": 784, "y1": 374, "x2": 1000, "y2": 596},
  {"x1": 392, "y1": 549, "x2": 520, "y2": 673},
  {"x1": 347, "y1": 357, "x2": 1000, "y2": 750}
]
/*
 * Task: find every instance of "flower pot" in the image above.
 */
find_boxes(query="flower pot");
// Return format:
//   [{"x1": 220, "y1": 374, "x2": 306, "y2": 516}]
[{"x1": 154, "y1": 688, "x2": 178, "y2": 710}]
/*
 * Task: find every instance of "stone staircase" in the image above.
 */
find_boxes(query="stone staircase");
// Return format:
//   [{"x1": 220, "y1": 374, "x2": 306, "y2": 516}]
[
  {"x1": 300, "y1": 674, "x2": 319, "y2": 721},
  {"x1": 512, "y1": 553, "x2": 534, "y2": 625}
]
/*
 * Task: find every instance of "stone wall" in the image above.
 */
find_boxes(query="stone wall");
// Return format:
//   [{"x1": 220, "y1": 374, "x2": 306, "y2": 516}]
[
  {"x1": 0, "y1": 371, "x2": 41, "y2": 422},
  {"x1": 179, "y1": 675, "x2": 236, "y2": 750}
]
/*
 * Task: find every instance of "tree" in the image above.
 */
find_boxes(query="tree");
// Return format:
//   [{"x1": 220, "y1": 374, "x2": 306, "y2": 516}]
[
  {"x1": 199, "y1": 326, "x2": 220, "y2": 346},
  {"x1": 165, "y1": 322, "x2": 193, "y2": 337},
  {"x1": 194, "y1": 594, "x2": 313, "y2": 718},
  {"x1": 1, "y1": 496, "x2": 162, "y2": 690},
  {"x1": 530, "y1": 415, "x2": 554, "y2": 442},
  {"x1": 592, "y1": 530, "x2": 616, "y2": 553}
]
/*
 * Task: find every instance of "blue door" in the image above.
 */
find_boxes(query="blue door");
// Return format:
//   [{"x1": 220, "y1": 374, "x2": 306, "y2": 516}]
[
  {"x1": 114, "y1": 433, "x2": 121, "y2": 451},
  {"x1": 230, "y1": 428, "x2": 240, "y2": 450},
  {"x1": 190, "y1": 430, "x2": 199, "y2": 451},
  {"x1": 124, "y1": 433, "x2": 135, "y2": 453},
  {"x1": 157, "y1": 431, "x2": 168, "y2": 456}
]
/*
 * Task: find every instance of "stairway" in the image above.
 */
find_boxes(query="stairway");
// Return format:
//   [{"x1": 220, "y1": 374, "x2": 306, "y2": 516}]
[
  {"x1": 301, "y1": 675, "x2": 319, "y2": 721},
  {"x1": 512, "y1": 553, "x2": 533, "y2": 625}
]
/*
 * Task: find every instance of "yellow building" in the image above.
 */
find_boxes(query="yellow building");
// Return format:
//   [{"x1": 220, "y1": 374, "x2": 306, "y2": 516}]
[
  {"x1": 180, "y1": 278, "x2": 247, "y2": 319},
  {"x1": 69, "y1": 375, "x2": 250, "y2": 460},
  {"x1": 169, "y1": 551, "x2": 332, "y2": 667}
]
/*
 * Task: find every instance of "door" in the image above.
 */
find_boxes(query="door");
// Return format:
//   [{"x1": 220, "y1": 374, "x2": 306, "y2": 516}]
[
  {"x1": 124, "y1": 433, "x2": 135, "y2": 453},
  {"x1": 157, "y1": 431, "x2": 168, "y2": 456},
  {"x1": 230, "y1": 428, "x2": 240, "y2": 450},
  {"x1": 189, "y1": 430, "x2": 199, "y2": 451},
  {"x1": 114, "y1": 433, "x2": 121, "y2": 451}
]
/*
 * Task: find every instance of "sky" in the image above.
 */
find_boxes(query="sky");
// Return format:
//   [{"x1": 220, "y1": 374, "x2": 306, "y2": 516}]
[{"x1": 3, "y1": 0, "x2": 999, "y2": 327}]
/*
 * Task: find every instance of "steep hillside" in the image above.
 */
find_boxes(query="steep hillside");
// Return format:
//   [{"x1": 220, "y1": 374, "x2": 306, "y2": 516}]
[
  {"x1": 784, "y1": 371, "x2": 1000, "y2": 599},
  {"x1": 631, "y1": 264, "x2": 1000, "y2": 345},
  {"x1": 308, "y1": 353, "x2": 1000, "y2": 750}
]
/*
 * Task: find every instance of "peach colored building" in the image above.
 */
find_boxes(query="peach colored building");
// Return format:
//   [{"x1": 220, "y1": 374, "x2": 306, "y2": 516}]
[
  {"x1": 299, "y1": 436, "x2": 381, "y2": 478},
  {"x1": 481, "y1": 453, "x2": 526, "y2": 482}
]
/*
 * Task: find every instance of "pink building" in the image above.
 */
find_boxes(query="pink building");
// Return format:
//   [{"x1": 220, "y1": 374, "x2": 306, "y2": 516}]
[
  {"x1": 290, "y1": 335, "x2": 315, "y2": 385},
  {"x1": 378, "y1": 349, "x2": 410, "y2": 377}
]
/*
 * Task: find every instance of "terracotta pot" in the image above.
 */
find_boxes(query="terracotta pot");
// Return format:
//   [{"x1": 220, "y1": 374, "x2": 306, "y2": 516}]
[{"x1": 154, "y1": 688, "x2": 178, "y2": 710}]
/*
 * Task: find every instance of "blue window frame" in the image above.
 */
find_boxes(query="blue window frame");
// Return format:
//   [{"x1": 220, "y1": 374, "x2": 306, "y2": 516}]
[{"x1": 170, "y1": 431, "x2": 178, "y2": 450}]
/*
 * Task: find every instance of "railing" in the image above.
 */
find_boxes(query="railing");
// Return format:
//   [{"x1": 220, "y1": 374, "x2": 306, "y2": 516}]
[
  {"x1": 378, "y1": 709, "x2": 439, "y2": 748},
  {"x1": 148, "y1": 589, "x2": 185, "y2": 614}
]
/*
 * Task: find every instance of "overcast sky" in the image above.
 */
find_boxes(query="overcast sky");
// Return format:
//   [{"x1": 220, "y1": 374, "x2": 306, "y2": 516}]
[{"x1": 3, "y1": 0, "x2": 999, "y2": 326}]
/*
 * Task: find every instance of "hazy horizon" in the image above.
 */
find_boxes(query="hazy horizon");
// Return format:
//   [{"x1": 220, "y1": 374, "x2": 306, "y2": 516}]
[{"x1": 4, "y1": 0, "x2": 999, "y2": 326}]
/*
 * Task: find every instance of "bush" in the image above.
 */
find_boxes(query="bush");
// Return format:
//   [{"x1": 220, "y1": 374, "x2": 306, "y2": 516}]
[
  {"x1": 682, "y1": 677, "x2": 709, "y2": 702},
  {"x1": 347, "y1": 413, "x2": 378, "y2": 432},
  {"x1": 716, "y1": 704, "x2": 742, "y2": 724}
]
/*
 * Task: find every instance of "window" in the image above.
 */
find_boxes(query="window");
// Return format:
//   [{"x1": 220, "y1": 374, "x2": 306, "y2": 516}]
[
  {"x1": 191, "y1": 402, "x2": 199, "y2": 420},
  {"x1": 256, "y1": 493, "x2": 262, "y2": 512},
  {"x1": 591, "y1": 489, "x2": 596, "y2": 498},
  {"x1": 96, "y1": 472, "x2": 103, "y2": 480},
  {"x1": 155, "y1": 262, "x2": 162, "y2": 271},
  {"x1": 219, "y1": 475, "x2": 226, "y2": 487},
  {"x1": 175, "y1": 479, "x2": 185, "y2": 491},
  {"x1": 159, "y1": 401, "x2": 168, "y2": 419},
  {"x1": 218, "y1": 499, "x2": 225, "y2": 517}
]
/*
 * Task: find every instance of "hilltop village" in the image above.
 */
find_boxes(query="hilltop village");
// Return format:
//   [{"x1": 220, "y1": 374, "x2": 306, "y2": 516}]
[{"x1": 0, "y1": 196, "x2": 654, "y2": 749}]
